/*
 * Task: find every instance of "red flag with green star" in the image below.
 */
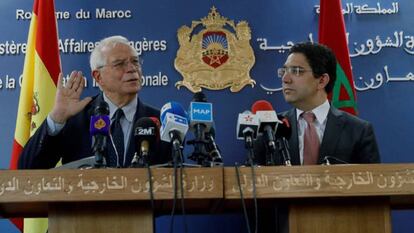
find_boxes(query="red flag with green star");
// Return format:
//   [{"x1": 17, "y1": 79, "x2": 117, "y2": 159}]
[{"x1": 319, "y1": 0, "x2": 357, "y2": 115}]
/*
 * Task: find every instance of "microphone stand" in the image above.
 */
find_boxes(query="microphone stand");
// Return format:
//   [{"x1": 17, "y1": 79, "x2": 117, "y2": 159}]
[
  {"x1": 275, "y1": 137, "x2": 292, "y2": 166},
  {"x1": 241, "y1": 128, "x2": 258, "y2": 233},
  {"x1": 152, "y1": 130, "x2": 200, "y2": 169},
  {"x1": 205, "y1": 133, "x2": 223, "y2": 167},
  {"x1": 130, "y1": 141, "x2": 149, "y2": 168},
  {"x1": 265, "y1": 141, "x2": 277, "y2": 166},
  {"x1": 187, "y1": 123, "x2": 211, "y2": 167},
  {"x1": 263, "y1": 126, "x2": 277, "y2": 166},
  {"x1": 242, "y1": 128, "x2": 256, "y2": 166},
  {"x1": 168, "y1": 130, "x2": 189, "y2": 233},
  {"x1": 93, "y1": 135, "x2": 107, "y2": 168}
]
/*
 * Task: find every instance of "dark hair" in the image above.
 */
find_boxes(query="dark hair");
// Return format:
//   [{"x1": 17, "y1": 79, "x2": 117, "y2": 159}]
[{"x1": 289, "y1": 42, "x2": 337, "y2": 94}]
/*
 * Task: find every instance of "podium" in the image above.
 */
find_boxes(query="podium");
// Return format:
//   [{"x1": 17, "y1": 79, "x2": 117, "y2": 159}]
[
  {"x1": 224, "y1": 164, "x2": 414, "y2": 233},
  {"x1": 2, "y1": 164, "x2": 414, "y2": 233},
  {"x1": 0, "y1": 168, "x2": 223, "y2": 233}
]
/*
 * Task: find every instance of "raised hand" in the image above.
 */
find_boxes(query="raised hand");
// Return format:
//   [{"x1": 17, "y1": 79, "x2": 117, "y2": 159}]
[{"x1": 50, "y1": 71, "x2": 92, "y2": 123}]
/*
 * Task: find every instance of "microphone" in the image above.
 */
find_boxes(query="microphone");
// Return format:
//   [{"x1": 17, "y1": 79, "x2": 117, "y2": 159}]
[
  {"x1": 205, "y1": 127, "x2": 223, "y2": 166},
  {"x1": 236, "y1": 110, "x2": 260, "y2": 165},
  {"x1": 187, "y1": 92, "x2": 222, "y2": 166},
  {"x1": 275, "y1": 116, "x2": 291, "y2": 139},
  {"x1": 90, "y1": 101, "x2": 110, "y2": 168},
  {"x1": 251, "y1": 100, "x2": 282, "y2": 166},
  {"x1": 160, "y1": 101, "x2": 189, "y2": 163},
  {"x1": 130, "y1": 117, "x2": 159, "y2": 167},
  {"x1": 189, "y1": 92, "x2": 213, "y2": 132},
  {"x1": 274, "y1": 116, "x2": 292, "y2": 166}
]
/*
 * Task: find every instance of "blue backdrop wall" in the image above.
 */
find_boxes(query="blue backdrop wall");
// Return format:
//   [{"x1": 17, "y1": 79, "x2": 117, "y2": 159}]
[{"x1": 0, "y1": 0, "x2": 413, "y2": 232}]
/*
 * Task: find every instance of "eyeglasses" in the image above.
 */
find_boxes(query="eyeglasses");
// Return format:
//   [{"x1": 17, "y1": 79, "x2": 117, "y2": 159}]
[
  {"x1": 277, "y1": 66, "x2": 312, "y2": 78},
  {"x1": 98, "y1": 57, "x2": 142, "y2": 70}
]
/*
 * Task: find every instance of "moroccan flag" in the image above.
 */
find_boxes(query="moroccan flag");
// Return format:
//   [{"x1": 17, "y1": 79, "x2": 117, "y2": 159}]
[
  {"x1": 9, "y1": 0, "x2": 61, "y2": 231},
  {"x1": 318, "y1": 0, "x2": 357, "y2": 115}
]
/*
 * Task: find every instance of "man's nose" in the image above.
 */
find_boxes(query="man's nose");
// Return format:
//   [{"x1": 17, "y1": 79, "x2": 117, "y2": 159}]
[
  {"x1": 125, "y1": 61, "x2": 139, "y2": 72},
  {"x1": 282, "y1": 73, "x2": 292, "y2": 83}
]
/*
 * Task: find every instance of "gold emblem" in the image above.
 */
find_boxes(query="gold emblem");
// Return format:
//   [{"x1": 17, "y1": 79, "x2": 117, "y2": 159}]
[
  {"x1": 175, "y1": 6, "x2": 256, "y2": 92},
  {"x1": 94, "y1": 118, "x2": 107, "y2": 130}
]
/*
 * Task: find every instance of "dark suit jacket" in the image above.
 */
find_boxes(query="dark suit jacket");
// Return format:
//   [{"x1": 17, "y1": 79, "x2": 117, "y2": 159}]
[
  {"x1": 253, "y1": 106, "x2": 381, "y2": 233},
  {"x1": 255, "y1": 106, "x2": 381, "y2": 165},
  {"x1": 18, "y1": 94, "x2": 170, "y2": 169}
]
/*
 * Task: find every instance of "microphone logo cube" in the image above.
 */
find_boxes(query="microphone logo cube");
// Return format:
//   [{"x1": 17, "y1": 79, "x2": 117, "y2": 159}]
[
  {"x1": 160, "y1": 112, "x2": 189, "y2": 142},
  {"x1": 190, "y1": 102, "x2": 213, "y2": 122},
  {"x1": 256, "y1": 110, "x2": 281, "y2": 134},
  {"x1": 236, "y1": 112, "x2": 259, "y2": 140},
  {"x1": 90, "y1": 115, "x2": 110, "y2": 135}
]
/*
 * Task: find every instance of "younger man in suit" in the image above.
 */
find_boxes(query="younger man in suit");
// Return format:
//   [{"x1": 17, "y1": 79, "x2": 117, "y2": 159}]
[
  {"x1": 277, "y1": 42, "x2": 380, "y2": 165},
  {"x1": 254, "y1": 42, "x2": 380, "y2": 233}
]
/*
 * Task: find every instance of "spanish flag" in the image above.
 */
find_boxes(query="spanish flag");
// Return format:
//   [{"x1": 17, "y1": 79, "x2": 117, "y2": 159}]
[
  {"x1": 319, "y1": 0, "x2": 357, "y2": 115},
  {"x1": 9, "y1": 0, "x2": 61, "y2": 231}
]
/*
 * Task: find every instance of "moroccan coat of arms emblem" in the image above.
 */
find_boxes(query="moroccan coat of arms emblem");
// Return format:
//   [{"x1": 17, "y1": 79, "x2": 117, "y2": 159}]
[{"x1": 175, "y1": 7, "x2": 256, "y2": 92}]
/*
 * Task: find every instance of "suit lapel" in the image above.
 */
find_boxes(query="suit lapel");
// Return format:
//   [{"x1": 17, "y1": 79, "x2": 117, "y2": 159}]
[
  {"x1": 285, "y1": 109, "x2": 301, "y2": 165},
  {"x1": 319, "y1": 107, "x2": 346, "y2": 163}
]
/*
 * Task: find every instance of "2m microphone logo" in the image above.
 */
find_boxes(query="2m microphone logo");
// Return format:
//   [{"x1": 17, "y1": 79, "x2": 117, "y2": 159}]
[{"x1": 135, "y1": 127, "x2": 155, "y2": 136}]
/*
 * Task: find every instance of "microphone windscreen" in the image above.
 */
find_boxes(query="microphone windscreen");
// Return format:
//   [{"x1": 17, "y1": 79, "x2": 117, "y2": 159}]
[
  {"x1": 160, "y1": 101, "x2": 189, "y2": 143},
  {"x1": 276, "y1": 116, "x2": 292, "y2": 139},
  {"x1": 251, "y1": 100, "x2": 274, "y2": 114},
  {"x1": 160, "y1": 101, "x2": 188, "y2": 123},
  {"x1": 149, "y1": 117, "x2": 161, "y2": 141},
  {"x1": 149, "y1": 117, "x2": 161, "y2": 129},
  {"x1": 236, "y1": 111, "x2": 260, "y2": 140},
  {"x1": 90, "y1": 100, "x2": 110, "y2": 136},
  {"x1": 90, "y1": 115, "x2": 110, "y2": 135},
  {"x1": 193, "y1": 91, "x2": 207, "y2": 102},
  {"x1": 94, "y1": 101, "x2": 110, "y2": 115}
]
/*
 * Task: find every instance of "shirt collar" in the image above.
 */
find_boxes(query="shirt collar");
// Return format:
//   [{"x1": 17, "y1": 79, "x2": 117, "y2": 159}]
[
  {"x1": 296, "y1": 99, "x2": 330, "y2": 124},
  {"x1": 103, "y1": 94, "x2": 137, "y2": 123}
]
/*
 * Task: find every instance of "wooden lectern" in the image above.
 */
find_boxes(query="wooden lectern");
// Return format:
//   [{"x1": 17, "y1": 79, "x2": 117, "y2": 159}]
[
  {"x1": 0, "y1": 168, "x2": 223, "y2": 233},
  {"x1": 224, "y1": 164, "x2": 414, "y2": 233}
]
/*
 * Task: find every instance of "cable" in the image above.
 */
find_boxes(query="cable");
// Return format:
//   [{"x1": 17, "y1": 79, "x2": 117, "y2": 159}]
[
  {"x1": 146, "y1": 165, "x2": 156, "y2": 232},
  {"x1": 250, "y1": 163, "x2": 258, "y2": 233},
  {"x1": 146, "y1": 165, "x2": 155, "y2": 212},
  {"x1": 235, "y1": 163, "x2": 252, "y2": 233},
  {"x1": 169, "y1": 149, "x2": 178, "y2": 233},
  {"x1": 180, "y1": 158, "x2": 188, "y2": 233},
  {"x1": 169, "y1": 144, "x2": 188, "y2": 233}
]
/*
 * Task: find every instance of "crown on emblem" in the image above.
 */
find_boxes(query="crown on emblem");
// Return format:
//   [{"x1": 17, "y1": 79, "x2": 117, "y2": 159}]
[{"x1": 201, "y1": 7, "x2": 229, "y2": 29}]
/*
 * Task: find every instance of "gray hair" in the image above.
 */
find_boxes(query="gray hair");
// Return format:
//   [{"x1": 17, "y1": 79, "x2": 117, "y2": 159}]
[{"x1": 89, "y1": 35, "x2": 139, "y2": 71}]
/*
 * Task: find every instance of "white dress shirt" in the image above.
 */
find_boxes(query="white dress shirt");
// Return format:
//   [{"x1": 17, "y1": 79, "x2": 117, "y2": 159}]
[{"x1": 296, "y1": 100, "x2": 330, "y2": 164}]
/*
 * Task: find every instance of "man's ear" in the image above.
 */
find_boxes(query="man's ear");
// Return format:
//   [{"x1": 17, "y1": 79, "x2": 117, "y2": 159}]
[
  {"x1": 92, "y1": 70, "x2": 101, "y2": 84},
  {"x1": 318, "y1": 73, "x2": 330, "y2": 90}
]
